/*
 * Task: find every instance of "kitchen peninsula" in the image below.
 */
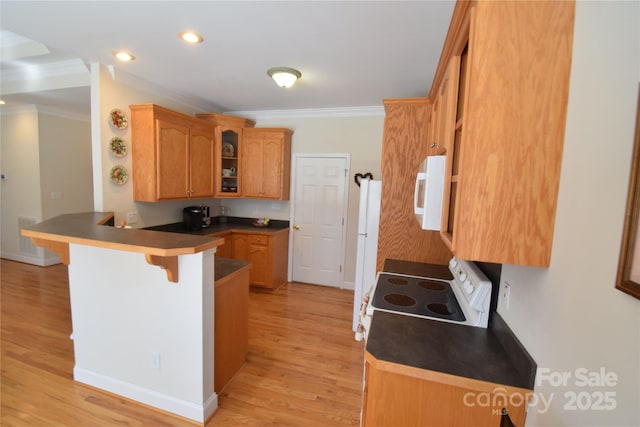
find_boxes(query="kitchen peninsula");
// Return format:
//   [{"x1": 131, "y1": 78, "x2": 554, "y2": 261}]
[
  {"x1": 21, "y1": 212, "x2": 224, "y2": 423},
  {"x1": 146, "y1": 216, "x2": 290, "y2": 289}
]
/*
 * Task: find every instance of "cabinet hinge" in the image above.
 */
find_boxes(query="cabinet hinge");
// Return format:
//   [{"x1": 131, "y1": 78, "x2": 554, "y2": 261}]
[
  {"x1": 339, "y1": 265, "x2": 342, "y2": 273},
  {"x1": 342, "y1": 217, "x2": 344, "y2": 226},
  {"x1": 345, "y1": 168, "x2": 348, "y2": 177}
]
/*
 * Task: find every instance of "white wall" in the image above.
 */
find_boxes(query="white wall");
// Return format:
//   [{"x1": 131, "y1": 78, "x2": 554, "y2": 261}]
[
  {"x1": 0, "y1": 107, "x2": 92, "y2": 265},
  {"x1": 38, "y1": 112, "x2": 93, "y2": 219},
  {"x1": 498, "y1": 2, "x2": 640, "y2": 426}
]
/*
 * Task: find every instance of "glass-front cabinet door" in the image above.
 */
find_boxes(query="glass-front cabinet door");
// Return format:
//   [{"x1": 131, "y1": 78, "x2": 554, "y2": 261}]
[{"x1": 216, "y1": 127, "x2": 241, "y2": 197}]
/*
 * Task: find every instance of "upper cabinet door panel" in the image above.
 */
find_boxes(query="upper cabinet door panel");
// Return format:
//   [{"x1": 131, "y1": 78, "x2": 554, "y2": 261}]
[
  {"x1": 156, "y1": 118, "x2": 190, "y2": 199},
  {"x1": 241, "y1": 136, "x2": 264, "y2": 197},
  {"x1": 261, "y1": 135, "x2": 283, "y2": 198},
  {"x1": 189, "y1": 124, "x2": 215, "y2": 198},
  {"x1": 242, "y1": 128, "x2": 292, "y2": 200}
]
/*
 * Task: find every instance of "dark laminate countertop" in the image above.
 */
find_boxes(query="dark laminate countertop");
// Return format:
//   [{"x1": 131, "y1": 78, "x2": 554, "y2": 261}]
[
  {"x1": 367, "y1": 259, "x2": 536, "y2": 391},
  {"x1": 215, "y1": 257, "x2": 251, "y2": 282},
  {"x1": 367, "y1": 311, "x2": 535, "y2": 390},
  {"x1": 145, "y1": 216, "x2": 289, "y2": 236}
]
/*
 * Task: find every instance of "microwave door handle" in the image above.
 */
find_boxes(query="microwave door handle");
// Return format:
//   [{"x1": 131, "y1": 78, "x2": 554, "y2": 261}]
[{"x1": 414, "y1": 172, "x2": 427, "y2": 215}]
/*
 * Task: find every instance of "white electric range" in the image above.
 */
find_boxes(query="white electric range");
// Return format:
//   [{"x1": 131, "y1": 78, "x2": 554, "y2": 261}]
[{"x1": 355, "y1": 257, "x2": 492, "y2": 341}]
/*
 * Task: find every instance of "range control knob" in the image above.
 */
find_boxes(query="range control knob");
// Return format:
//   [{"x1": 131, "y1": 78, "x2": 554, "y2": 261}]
[
  {"x1": 449, "y1": 258, "x2": 458, "y2": 268},
  {"x1": 459, "y1": 272, "x2": 468, "y2": 282},
  {"x1": 463, "y1": 280, "x2": 474, "y2": 294}
]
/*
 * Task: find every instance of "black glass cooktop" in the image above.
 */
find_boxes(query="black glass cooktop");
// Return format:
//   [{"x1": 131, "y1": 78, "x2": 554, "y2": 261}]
[{"x1": 371, "y1": 273, "x2": 466, "y2": 322}]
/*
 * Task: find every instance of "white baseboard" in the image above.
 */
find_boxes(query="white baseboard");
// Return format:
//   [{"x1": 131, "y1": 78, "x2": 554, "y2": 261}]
[
  {"x1": 73, "y1": 367, "x2": 218, "y2": 423},
  {"x1": 0, "y1": 252, "x2": 61, "y2": 266},
  {"x1": 342, "y1": 280, "x2": 355, "y2": 290}
]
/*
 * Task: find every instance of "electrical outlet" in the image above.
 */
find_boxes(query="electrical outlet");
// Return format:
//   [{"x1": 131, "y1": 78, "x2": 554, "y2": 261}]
[
  {"x1": 126, "y1": 211, "x2": 138, "y2": 224},
  {"x1": 270, "y1": 202, "x2": 281, "y2": 210},
  {"x1": 502, "y1": 282, "x2": 511, "y2": 310},
  {"x1": 51, "y1": 191, "x2": 62, "y2": 199},
  {"x1": 151, "y1": 351, "x2": 161, "y2": 369}
]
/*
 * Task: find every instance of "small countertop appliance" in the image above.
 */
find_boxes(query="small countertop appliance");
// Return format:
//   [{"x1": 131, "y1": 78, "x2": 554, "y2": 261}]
[{"x1": 183, "y1": 205, "x2": 211, "y2": 230}]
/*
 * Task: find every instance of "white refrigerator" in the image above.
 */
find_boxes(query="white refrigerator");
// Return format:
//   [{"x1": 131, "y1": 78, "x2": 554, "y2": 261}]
[{"x1": 352, "y1": 179, "x2": 382, "y2": 331}]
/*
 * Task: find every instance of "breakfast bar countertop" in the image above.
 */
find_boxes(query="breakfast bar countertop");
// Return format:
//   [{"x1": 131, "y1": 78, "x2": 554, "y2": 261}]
[{"x1": 20, "y1": 212, "x2": 224, "y2": 257}]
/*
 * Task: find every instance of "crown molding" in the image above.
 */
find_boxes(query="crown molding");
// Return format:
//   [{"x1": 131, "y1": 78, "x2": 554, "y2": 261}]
[
  {"x1": 1, "y1": 59, "x2": 88, "y2": 83},
  {"x1": 0, "y1": 104, "x2": 89, "y2": 122},
  {"x1": 107, "y1": 66, "x2": 223, "y2": 113},
  {"x1": 0, "y1": 104, "x2": 38, "y2": 116},
  {"x1": 36, "y1": 105, "x2": 90, "y2": 122},
  {"x1": 225, "y1": 105, "x2": 385, "y2": 120}
]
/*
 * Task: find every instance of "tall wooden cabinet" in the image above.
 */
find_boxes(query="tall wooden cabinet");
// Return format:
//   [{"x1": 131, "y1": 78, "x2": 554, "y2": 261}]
[
  {"x1": 432, "y1": 1, "x2": 575, "y2": 267},
  {"x1": 130, "y1": 104, "x2": 215, "y2": 201},
  {"x1": 376, "y1": 99, "x2": 453, "y2": 272},
  {"x1": 242, "y1": 128, "x2": 293, "y2": 200},
  {"x1": 196, "y1": 113, "x2": 256, "y2": 198}
]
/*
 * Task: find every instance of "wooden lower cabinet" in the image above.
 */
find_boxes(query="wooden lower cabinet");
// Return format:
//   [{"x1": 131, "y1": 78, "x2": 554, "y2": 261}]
[
  {"x1": 214, "y1": 262, "x2": 250, "y2": 393},
  {"x1": 227, "y1": 230, "x2": 289, "y2": 289},
  {"x1": 214, "y1": 231, "x2": 232, "y2": 258},
  {"x1": 362, "y1": 352, "x2": 530, "y2": 427}
]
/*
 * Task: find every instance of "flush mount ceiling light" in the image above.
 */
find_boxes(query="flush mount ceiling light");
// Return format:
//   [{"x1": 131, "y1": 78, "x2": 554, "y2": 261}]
[
  {"x1": 267, "y1": 67, "x2": 302, "y2": 88},
  {"x1": 113, "y1": 50, "x2": 135, "y2": 62},
  {"x1": 178, "y1": 31, "x2": 204, "y2": 44}
]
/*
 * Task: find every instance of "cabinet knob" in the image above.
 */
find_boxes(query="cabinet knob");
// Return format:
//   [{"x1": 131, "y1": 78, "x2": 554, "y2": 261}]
[
  {"x1": 431, "y1": 142, "x2": 438, "y2": 148},
  {"x1": 294, "y1": 225, "x2": 300, "y2": 230}
]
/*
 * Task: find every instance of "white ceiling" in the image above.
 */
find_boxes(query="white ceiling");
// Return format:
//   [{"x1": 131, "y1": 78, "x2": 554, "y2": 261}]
[{"x1": 0, "y1": 1, "x2": 455, "y2": 116}]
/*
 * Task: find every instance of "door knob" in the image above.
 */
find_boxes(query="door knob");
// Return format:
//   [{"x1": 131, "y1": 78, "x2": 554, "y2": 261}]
[{"x1": 294, "y1": 225, "x2": 300, "y2": 230}]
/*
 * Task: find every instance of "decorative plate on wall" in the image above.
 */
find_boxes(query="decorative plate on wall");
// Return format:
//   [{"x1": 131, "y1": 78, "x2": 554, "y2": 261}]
[
  {"x1": 109, "y1": 109, "x2": 128, "y2": 129},
  {"x1": 110, "y1": 165, "x2": 128, "y2": 184},
  {"x1": 109, "y1": 137, "x2": 127, "y2": 157}
]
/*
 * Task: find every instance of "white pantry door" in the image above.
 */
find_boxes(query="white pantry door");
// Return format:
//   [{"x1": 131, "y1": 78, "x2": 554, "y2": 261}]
[{"x1": 291, "y1": 155, "x2": 349, "y2": 287}]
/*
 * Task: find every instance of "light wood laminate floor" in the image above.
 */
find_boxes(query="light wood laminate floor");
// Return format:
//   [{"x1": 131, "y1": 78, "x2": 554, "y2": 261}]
[{"x1": 1, "y1": 259, "x2": 364, "y2": 426}]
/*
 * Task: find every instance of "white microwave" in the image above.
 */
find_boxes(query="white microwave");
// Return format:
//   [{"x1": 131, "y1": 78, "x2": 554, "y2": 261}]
[{"x1": 413, "y1": 155, "x2": 446, "y2": 230}]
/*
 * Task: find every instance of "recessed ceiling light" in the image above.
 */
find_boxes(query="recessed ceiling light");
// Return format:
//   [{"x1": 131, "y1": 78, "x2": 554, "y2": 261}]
[
  {"x1": 0, "y1": 100, "x2": 5, "y2": 105},
  {"x1": 113, "y1": 51, "x2": 136, "y2": 62},
  {"x1": 179, "y1": 31, "x2": 204, "y2": 44}
]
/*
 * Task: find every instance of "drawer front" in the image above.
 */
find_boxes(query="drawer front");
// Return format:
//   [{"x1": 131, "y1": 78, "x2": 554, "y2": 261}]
[{"x1": 249, "y1": 234, "x2": 269, "y2": 246}]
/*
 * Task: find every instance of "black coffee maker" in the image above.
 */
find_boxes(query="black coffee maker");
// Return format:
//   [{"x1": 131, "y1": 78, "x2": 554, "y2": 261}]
[{"x1": 183, "y1": 205, "x2": 211, "y2": 230}]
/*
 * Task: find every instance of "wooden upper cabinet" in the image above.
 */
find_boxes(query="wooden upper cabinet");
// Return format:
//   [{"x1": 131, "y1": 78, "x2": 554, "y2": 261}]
[
  {"x1": 130, "y1": 104, "x2": 216, "y2": 201},
  {"x1": 433, "y1": 0, "x2": 575, "y2": 267},
  {"x1": 196, "y1": 113, "x2": 255, "y2": 198},
  {"x1": 242, "y1": 128, "x2": 293, "y2": 200},
  {"x1": 376, "y1": 99, "x2": 453, "y2": 271},
  {"x1": 189, "y1": 121, "x2": 216, "y2": 198},
  {"x1": 155, "y1": 118, "x2": 191, "y2": 199},
  {"x1": 427, "y1": 64, "x2": 457, "y2": 157}
]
